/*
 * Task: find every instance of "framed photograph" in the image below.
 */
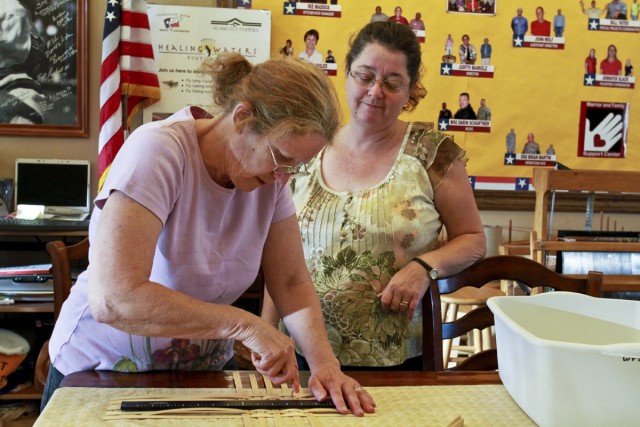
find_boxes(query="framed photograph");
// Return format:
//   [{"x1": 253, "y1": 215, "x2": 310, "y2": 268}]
[
  {"x1": 447, "y1": 0, "x2": 497, "y2": 16},
  {"x1": 0, "y1": 0, "x2": 88, "y2": 137}
]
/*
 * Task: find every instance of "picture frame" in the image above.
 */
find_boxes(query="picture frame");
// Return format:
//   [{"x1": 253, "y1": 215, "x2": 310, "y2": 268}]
[
  {"x1": 447, "y1": 0, "x2": 497, "y2": 16},
  {"x1": 0, "y1": 0, "x2": 88, "y2": 137}
]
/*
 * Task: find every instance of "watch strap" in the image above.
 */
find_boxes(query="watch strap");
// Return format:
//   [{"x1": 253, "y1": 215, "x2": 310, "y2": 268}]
[{"x1": 412, "y1": 257, "x2": 437, "y2": 278}]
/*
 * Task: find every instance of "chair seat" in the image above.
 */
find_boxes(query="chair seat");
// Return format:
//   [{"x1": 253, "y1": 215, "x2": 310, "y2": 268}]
[{"x1": 441, "y1": 282, "x2": 504, "y2": 305}]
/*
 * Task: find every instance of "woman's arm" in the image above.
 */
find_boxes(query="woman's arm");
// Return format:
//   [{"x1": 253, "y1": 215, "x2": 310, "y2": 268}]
[
  {"x1": 260, "y1": 215, "x2": 376, "y2": 416},
  {"x1": 379, "y1": 159, "x2": 486, "y2": 318},
  {"x1": 88, "y1": 191, "x2": 296, "y2": 373}
]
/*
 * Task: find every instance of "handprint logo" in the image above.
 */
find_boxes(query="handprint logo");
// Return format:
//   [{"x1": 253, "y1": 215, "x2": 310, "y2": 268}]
[{"x1": 584, "y1": 113, "x2": 623, "y2": 152}]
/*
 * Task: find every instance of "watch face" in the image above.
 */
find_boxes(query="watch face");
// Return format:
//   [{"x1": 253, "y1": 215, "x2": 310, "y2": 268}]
[{"x1": 429, "y1": 269, "x2": 439, "y2": 280}]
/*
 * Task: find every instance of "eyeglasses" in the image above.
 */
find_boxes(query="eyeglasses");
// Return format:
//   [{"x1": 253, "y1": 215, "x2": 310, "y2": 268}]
[
  {"x1": 267, "y1": 143, "x2": 309, "y2": 176},
  {"x1": 348, "y1": 70, "x2": 408, "y2": 93}
]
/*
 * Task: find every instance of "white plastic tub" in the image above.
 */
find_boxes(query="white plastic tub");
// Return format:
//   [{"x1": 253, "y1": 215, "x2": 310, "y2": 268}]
[{"x1": 487, "y1": 292, "x2": 640, "y2": 427}]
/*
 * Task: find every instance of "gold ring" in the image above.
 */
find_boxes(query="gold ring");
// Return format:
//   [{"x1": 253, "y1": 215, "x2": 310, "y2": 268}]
[
  {"x1": 400, "y1": 301, "x2": 409, "y2": 306},
  {"x1": 354, "y1": 386, "x2": 363, "y2": 392}
]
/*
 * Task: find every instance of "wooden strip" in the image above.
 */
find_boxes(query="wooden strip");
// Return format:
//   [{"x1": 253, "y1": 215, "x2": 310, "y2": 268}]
[
  {"x1": 233, "y1": 370, "x2": 243, "y2": 395},
  {"x1": 280, "y1": 382, "x2": 290, "y2": 397},
  {"x1": 249, "y1": 373, "x2": 261, "y2": 397},
  {"x1": 262, "y1": 374, "x2": 276, "y2": 397},
  {"x1": 447, "y1": 414, "x2": 465, "y2": 427}
]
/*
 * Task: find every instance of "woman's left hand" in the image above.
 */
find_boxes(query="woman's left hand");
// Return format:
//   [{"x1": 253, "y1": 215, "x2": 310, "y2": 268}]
[
  {"x1": 378, "y1": 261, "x2": 429, "y2": 319},
  {"x1": 307, "y1": 362, "x2": 376, "y2": 416}
]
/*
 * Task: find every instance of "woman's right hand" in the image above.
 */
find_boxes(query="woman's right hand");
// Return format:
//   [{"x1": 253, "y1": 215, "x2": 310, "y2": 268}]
[{"x1": 240, "y1": 319, "x2": 300, "y2": 393}]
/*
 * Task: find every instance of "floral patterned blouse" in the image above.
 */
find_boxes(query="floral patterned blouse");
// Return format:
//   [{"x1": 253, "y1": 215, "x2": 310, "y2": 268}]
[{"x1": 292, "y1": 122, "x2": 465, "y2": 367}]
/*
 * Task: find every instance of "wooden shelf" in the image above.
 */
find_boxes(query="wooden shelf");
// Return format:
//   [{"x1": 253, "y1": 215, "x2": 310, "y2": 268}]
[
  {"x1": 474, "y1": 189, "x2": 640, "y2": 213},
  {"x1": 0, "y1": 385, "x2": 42, "y2": 401},
  {"x1": 535, "y1": 241, "x2": 640, "y2": 252},
  {"x1": 0, "y1": 302, "x2": 53, "y2": 313}
]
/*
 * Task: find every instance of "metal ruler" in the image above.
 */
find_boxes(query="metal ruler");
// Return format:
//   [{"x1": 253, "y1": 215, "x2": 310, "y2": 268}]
[{"x1": 121, "y1": 399, "x2": 336, "y2": 411}]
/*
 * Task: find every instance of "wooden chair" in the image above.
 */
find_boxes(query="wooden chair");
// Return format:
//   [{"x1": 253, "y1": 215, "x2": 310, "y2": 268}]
[
  {"x1": 422, "y1": 255, "x2": 604, "y2": 372},
  {"x1": 440, "y1": 283, "x2": 504, "y2": 368},
  {"x1": 34, "y1": 238, "x2": 90, "y2": 392}
]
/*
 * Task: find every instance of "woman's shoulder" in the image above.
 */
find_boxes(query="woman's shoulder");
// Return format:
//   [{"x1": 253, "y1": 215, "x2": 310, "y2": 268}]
[
  {"x1": 406, "y1": 122, "x2": 455, "y2": 149},
  {"x1": 403, "y1": 122, "x2": 464, "y2": 172}
]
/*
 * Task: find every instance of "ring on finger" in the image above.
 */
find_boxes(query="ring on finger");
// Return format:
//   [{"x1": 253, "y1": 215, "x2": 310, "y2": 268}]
[
  {"x1": 354, "y1": 386, "x2": 363, "y2": 392},
  {"x1": 399, "y1": 300, "x2": 409, "y2": 306}
]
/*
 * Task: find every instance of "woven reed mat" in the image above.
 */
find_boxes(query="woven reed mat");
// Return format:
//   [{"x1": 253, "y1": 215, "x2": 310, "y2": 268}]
[{"x1": 35, "y1": 371, "x2": 535, "y2": 426}]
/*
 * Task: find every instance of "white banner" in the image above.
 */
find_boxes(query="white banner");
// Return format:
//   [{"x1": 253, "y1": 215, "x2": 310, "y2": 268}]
[{"x1": 143, "y1": 5, "x2": 271, "y2": 122}]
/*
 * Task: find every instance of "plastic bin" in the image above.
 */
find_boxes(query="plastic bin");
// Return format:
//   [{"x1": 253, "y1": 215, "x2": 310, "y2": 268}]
[{"x1": 487, "y1": 292, "x2": 640, "y2": 427}]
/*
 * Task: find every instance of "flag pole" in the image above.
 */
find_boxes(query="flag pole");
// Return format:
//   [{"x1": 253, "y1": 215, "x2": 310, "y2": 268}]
[{"x1": 122, "y1": 94, "x2": 129, "y2": 140}]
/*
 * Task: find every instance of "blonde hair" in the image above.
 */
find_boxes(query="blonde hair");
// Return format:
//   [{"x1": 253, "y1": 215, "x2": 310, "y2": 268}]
[{"x1": 205, "y1": 53, "x2": 341, "y2": 143}]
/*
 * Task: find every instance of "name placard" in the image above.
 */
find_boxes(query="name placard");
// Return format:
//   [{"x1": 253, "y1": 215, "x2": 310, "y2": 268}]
[
  {"x1": 588, "y1": 18, "x2": 640, "y2": 33},
  {"x1": 440, "y1": 63, "x2": 495, "y2": 78},
  {"x1": 513, "y1": 36, "x2": 565, "y2": 50},
  {"x1": 584, "y1": 74, "x2": 635, "y2": 89},
  {"x1": 317, "y1": 62, "x2": 338, "y2": 76},
  {"x1": 439, "y1": 119, "x2": 491, "y2": 133},
  {"x1": 504, "y1": 153, "x2": 557, "y2": 167},
  {"x1": 283, "y1": 2, "x2": 342, "y2": 18}
]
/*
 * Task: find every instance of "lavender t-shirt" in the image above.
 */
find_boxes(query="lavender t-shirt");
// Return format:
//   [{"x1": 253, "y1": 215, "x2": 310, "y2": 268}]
[{"x1": 49, "y1": 107, "x2": 295, "y2": 375}]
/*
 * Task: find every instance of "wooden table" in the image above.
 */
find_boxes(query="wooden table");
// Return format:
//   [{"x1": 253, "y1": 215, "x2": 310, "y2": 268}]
[
  {"x1": 60, "y1": 369, "x2": 502, "y2": 389},
  {"x1": 36, "y1": 370, "x2": 534, "y2": 426}
]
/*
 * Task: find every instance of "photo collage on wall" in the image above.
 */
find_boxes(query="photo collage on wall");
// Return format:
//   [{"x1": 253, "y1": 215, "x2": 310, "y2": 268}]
[
  {"x1": 578, "y1": 0, "x2": 635, "y2": 160},
  {"x1": 241, "y1": 0, "x2": 637, "y2": 188},
  {"x1": 439, "y1": 1, "x2": 496, "y2": 135}
]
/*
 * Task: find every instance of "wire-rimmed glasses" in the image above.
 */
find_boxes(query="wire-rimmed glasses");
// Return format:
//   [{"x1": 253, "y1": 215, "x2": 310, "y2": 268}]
[{"x1": 267, "y1": 143, "x2": 309, "y2": 176}]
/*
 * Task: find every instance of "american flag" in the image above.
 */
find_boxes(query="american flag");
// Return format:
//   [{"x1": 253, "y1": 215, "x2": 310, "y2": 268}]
[{"x1": 99, "y1": 0, "x2": 160, "y2": 190}]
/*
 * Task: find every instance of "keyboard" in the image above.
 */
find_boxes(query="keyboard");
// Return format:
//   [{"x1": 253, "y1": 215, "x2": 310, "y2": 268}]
[{"x1": 0, "y1": 217, "x2": 90, "y2": 232}]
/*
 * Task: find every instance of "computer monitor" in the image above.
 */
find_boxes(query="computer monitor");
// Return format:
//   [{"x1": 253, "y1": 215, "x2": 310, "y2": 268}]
[{"x1": 14, "y1": 159, "x2": 91, "y2": 219}]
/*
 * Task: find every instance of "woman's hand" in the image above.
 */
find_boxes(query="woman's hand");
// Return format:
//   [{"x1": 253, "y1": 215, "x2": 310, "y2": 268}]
[
  {"x1": 307, "y1": 362, "x2": 376, "y2": 416},
  {"x1": 240, "y1": 319, "x2": 300, "y2": 393},
  {"x1": 378, "y1": 260, "x2": 429, "y2": 319}
]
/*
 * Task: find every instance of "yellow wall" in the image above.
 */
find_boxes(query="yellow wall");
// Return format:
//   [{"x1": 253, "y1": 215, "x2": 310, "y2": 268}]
[
  {"x1": 1, "y1": 0, "x2": 638, "y2": 216},
  {"x1": 258, "y1": 0, "x2": 639, "y2": 178}
]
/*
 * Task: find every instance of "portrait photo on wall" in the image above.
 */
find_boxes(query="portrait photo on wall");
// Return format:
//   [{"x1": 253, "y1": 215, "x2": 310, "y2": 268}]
[
  {"x1": 297, "y1": 28, "x2": 337, "y2": 76},
  {"x1": 512, "y1": 6, "x2": 566, "y2": 49},
  {"x1": 584, "y1": 44, "x2": 636, "y2": 89},
  {"x1": 582, "y1": 0, "x2": 640, "y2": 33},
  {"x1": 0, "y1": 0, "x2": 87, "y2": 136},
  {"x1": 438, "y1": 93, "x2": 491, "y2": 133},
  {"x1": 447, "y1": 0, "x2": 497, "y2": 16},
  {"x1": 440, "y1": 34, "x2": 495, "y2": 78},
  {"x1": 503, "y1": 130, "x2": 557, "y2": 168}
]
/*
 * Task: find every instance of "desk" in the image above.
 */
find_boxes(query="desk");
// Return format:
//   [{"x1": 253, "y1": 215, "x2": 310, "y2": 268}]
[
  {"x1": 36, "y1": 370, "x2": 535, "y2": 426},
  {"x1": 0, "y1": 226, "x2": 88, "y2": 251}
]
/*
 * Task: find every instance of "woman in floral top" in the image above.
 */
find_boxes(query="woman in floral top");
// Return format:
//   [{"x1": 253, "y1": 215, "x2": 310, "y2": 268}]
[{"x1": 263, "y1": 22, "x2": 486, "y2": 369}]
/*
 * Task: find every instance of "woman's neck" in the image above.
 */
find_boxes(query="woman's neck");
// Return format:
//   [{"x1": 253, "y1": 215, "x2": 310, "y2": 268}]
[
  {"x1": 196, "y1": 115, "x2": 234, "y2": 187},
  {"x1": 340, "y1": 120, "x2": 407, "y2": 155}
]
